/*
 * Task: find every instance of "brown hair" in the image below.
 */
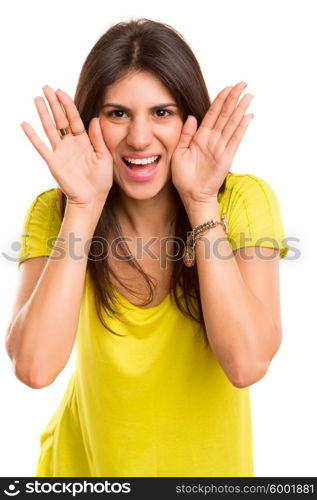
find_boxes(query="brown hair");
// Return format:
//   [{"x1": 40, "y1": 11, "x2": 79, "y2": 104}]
[{"x1": 59, "y1": 18, "x2": 227, "y2": 346}]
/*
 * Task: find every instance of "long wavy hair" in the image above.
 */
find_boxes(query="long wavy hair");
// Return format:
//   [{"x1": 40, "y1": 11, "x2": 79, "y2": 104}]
[{"x1": 59, "y1": 18, "x2": 228, "y2": 346}]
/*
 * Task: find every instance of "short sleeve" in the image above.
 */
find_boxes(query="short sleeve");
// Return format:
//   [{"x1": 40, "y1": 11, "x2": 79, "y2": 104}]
[
  {"x1": 219, "y1": 173, "x2": 289, "y2": 259},
  {"x1": 17, "y1": 188, "x2": 63, "y2": 268}
]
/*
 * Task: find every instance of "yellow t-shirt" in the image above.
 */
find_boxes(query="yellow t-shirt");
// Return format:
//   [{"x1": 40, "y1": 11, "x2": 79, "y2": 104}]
[{"x1": 17, "y1": 172, "x2": 288, "y2": 477}]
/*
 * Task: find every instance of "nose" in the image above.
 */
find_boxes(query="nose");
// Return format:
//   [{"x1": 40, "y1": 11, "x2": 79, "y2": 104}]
[{"x1": 126, "y1": 115, "x2": 153, "y2": 150}]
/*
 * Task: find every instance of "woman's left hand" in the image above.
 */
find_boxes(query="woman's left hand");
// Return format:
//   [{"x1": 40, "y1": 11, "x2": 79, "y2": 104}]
[{"x1": 171, "y1": 82, "x2": 254, "y2": 205}]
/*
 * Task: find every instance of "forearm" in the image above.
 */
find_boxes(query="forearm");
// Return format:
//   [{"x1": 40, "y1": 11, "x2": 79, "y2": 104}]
[
  {"x1": 186, "y1": 199, "x2": 276, "y2": 388},
  {"x1": 8, "y1": 201, "x2": 104, "y2": 387}
]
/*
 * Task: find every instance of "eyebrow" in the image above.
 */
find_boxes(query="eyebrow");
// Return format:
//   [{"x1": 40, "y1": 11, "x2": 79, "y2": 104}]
[{"x1": 101, "y1": 102, "x2": 179, "y2": 111}]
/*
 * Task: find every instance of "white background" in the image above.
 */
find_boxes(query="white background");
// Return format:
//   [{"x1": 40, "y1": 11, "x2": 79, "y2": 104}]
[{"x1": 1, "y1": 0, "x2": 316, "y2": 477}]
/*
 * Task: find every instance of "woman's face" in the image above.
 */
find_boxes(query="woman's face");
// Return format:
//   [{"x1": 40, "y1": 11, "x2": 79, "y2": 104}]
[{"x1": 99, "y1": 70, "x2": 184, "y2": 200}]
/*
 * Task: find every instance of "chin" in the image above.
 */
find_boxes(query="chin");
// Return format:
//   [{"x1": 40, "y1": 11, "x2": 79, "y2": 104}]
[{"x1": 127, "y1": 184, "x2": 168, "y2": 200}]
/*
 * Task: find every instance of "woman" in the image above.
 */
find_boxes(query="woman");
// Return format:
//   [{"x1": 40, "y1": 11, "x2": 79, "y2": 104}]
[{"x1": 5, "y1": 18, "x2": 288, "y2": 477}]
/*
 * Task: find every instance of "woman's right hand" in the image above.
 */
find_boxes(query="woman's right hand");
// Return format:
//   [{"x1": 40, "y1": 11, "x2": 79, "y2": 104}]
[{"x1": 21, "y1": 85, "x2": 114, "y2": 208}]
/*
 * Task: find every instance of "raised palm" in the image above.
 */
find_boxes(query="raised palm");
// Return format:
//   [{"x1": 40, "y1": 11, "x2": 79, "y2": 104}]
[
  {"x1": 171, "y1": 82, "x2": 254, "y2": 203},
  {"x1": 21, "y1": 86, "x2": 113, "y2": 207}
]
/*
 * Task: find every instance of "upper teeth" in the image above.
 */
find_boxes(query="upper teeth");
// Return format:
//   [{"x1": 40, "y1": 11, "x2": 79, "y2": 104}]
[{"x1": 124, "y1": 155, "x2": 159, "y2": 165}]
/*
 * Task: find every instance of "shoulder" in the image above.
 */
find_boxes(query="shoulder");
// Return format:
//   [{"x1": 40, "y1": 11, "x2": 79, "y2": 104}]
[
  {"x1": 25, "y1": 187, "x2": 62, "y2": 220},
  {"x1": 30, "y1": 187, "x2": 60, "y2": 208},
  {"x1": 21, "y1": 187, "x2": 63, "y2": 236},
  {"x1": 219, "y1": 172, "x2": 288, "y2": 258},
  {"x1": 219, "y1": 171, "x2": 283, "y2": 217},
  {"x1": 222, "y1": 172, "x2": 277, "y2": 200},
  {"x1": 18, "y1": 188, "x2": 63, "y2": 267}
]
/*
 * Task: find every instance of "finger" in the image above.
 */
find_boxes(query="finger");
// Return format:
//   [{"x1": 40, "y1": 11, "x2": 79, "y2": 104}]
[
  {"x1": 195, "y1": 86, "x2": 233, "y2": 141},
  {"x1": 55, "y1": 89, "x2": 86, "y2": 135},
  {"x1": 42, "y1": 85, "x2": 70, "y2": 132},
  {"x1": 34, "y1": 96, "x2": 61, "y2": 150},
  {"x1": 226, "y1": 113, "x2": 253, "y2": 158},
  {"x1": 89, "y1": 117, "x2": 109, "y2": 157},
  {"x1": 21, "y1": 121, "x2": 53, "y2": 164},
  {"x1": 176, "y1": 115, "x2": 197, "y2": 149},
  {"x1": 213, "y1": 82, "x2": 248, "y2": 133},
  {"x1": 221, "y1": 93, "x2": 254, "y2": 144}
]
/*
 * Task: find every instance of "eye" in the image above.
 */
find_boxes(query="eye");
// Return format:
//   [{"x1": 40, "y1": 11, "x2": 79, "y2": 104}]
[
  {"x1": 104, "y1": 108, "x2": 174, "y2": 120},
  {"x1": 106, "y1": 110, "x2": 128, "y2": 119},
  {"x1": 155, "y1": 109, "x2": 174, "y2": 118}
]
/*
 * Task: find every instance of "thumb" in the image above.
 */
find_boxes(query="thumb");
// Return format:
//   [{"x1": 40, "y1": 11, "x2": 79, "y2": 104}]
[
  {"x1": 177, "y1": 115, "x2": 198, "y2": 150},
  {"x1": 88, "y1": 117, "x2": 108, "y2": 156}
]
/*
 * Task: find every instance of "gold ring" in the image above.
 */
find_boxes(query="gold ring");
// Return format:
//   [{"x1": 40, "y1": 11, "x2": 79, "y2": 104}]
[
  {"x1": 72, "y1": 130, "x2": 86, "y2": 136},
  {"x1": 58, "y1": 127, "x2": 70, "y2": 137}
]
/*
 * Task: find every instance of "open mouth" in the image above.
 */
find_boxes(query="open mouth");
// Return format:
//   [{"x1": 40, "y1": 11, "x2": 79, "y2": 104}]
[{"x1": 122, "y1": 155, "x2": 161, "y2": 169}]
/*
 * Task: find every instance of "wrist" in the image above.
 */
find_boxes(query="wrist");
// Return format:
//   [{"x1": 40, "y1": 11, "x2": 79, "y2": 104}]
[
  {"x1": 185, "y1": 198, "x2": 221, "y2": 228},
  {"x1": 66, "y1": 199, "x2": 106, "y2": 226},
  {"x1": 66, "y1": 197, "x2": 106, "y2": 213},
  {"x1": 182, "y1": 207, "x2": 228, "y2": 267}
]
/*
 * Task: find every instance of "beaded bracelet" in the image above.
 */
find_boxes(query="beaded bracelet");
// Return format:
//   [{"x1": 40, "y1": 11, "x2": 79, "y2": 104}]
[{"x1": 182, "y1": 213, "x2": 228, "y2": 267}]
